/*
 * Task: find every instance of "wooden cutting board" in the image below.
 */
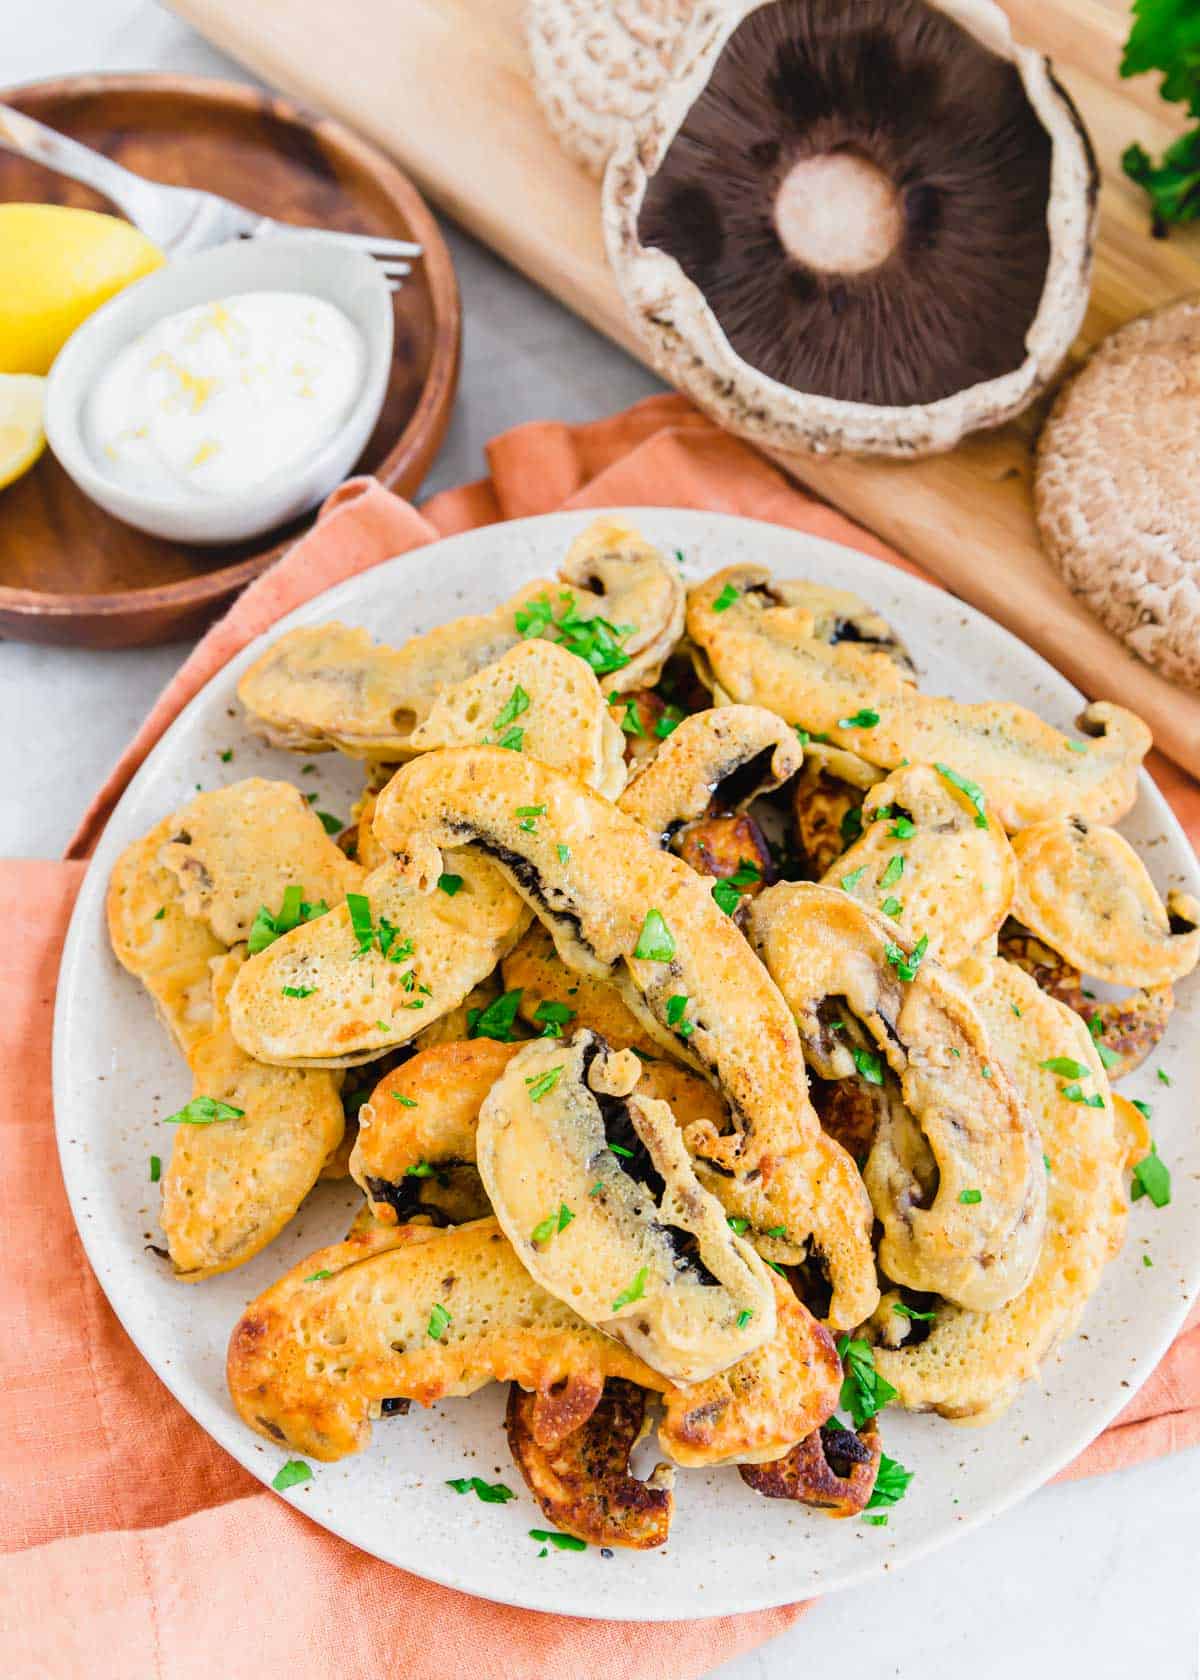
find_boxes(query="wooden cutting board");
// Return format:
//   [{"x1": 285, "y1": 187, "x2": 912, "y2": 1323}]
[{"x1": 168, "y1": 0, "x2": 1200, "y2": 777}]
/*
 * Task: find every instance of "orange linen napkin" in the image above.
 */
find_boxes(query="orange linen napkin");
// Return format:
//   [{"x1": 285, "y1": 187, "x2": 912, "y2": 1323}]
[{"x1": 4, "y1": 395, "x2": 1196, "y2": 1679}]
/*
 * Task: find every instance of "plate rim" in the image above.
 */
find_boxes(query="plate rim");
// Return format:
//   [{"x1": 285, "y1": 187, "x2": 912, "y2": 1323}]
[{"x1": 52, "y1": 506, "x2": 1200, "y2": 1619}]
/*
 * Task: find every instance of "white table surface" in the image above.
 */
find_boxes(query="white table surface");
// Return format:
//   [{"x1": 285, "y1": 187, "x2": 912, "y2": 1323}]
[{"x1": 4, "y1": 5, "x2": 1198, "y2": 1676}]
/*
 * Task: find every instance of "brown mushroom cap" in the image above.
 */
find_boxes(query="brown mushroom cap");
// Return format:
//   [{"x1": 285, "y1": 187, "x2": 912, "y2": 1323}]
[
  {"x1": 603, "y1": 0, "x2": 1097, "y2": 456},
  {"x1": 1035, "y1": 297, "x2": 1200, "y2": 691}
]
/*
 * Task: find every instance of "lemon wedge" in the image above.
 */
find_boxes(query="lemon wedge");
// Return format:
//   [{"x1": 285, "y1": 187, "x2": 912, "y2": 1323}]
[
  {"x1": 0, "y1": 374, "x2": 47, "y2": 490},
  {"x1": 0, "y1": 205, "x2": 164, "y2": 376}
]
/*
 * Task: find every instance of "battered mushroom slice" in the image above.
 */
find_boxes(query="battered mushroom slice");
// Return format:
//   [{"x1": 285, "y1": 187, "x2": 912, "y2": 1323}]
[
  {"x1": 479, "y1": 1032, "x2": 776, "y2": 1383},
  {"x1": 503, "y1": 922, "x2": 660, "y2": 1056},
  {"x1": 747, "y1": 883, "x2": 1046, "y2": 1312},
  {"x1": 371, "y1": 745, "x2": 878, "y2": 1327},
  {"x1": 791, "y1": 742, "x2": 883, "y2": 879},
  {"x1": 108, "y1": 815, "x2": 225, "y2": 1056},
  {"x1": 688, "y1": 566, "x2": 1151, "y2": 829},
  {"x1": 157, "y1": 778, "x2": 361, "y2": 946},
  {"x1": 506, "y1": 1378, "x2": 674, "y2": 1551},
  {"x1": 228, "y1": 1216, "x2": 841, "y2": 1466},
  {"x1": 161, "y1": 954, "x2": 345, "y2": 1281},
  {"x1": 1011, "y1": 818, "x2": 1200, "y2": 989},
  {"x1": 824, "y1": 764, "x2": 1017, "y2": 967},
  {"x1": 872, "y1": 958, "x2": 1126, "y2": 1422},
  {"x1": 227, "y1": 851, "x2": 529, "y2": 1068},
  {"x1": 236, "y1": 516, "x2": 684, "y2": 756},
  {"x1": 349, "y1": 1039, "x2": 519, "y2": 1225},
  {"x1": 618, "y1": 704, "x2": 803, "y2": 839},
  {"x1": 407, "y1": 640, "x2": 628, "y2": 800},
  {"x1": 999, "y1": 925, "x2": 1172, "y2": 1082},
  {"x1": 740, "y1": 1417, "x2": 881, "y2": 1516}
]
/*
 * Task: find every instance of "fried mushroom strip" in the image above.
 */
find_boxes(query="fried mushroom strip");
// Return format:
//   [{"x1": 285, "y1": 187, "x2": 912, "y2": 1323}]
[
  {"x1": 162, "y1": 954, "x2": 345, "y2": 1280},
  {"x1": 687, "y1": 566, "x2": 1151, "y2": 830},
  {"x1": 872, "y1": 959, "x2": 1126, "y2": 1422},
  {"x1": 236, "y1": 517, "x2": 683, "y2": 758},
  {"x1": 371, "y1": 746, "x2": 878, "y2": 1327},
  {"x1": 506, "y1": 1378, "x2": 674, "y2": 1550},
  {"x1": 227, "y1": 851, "x2": 529, "y2": 1068},
  {"x1": 1011, "y1": 818, "x2": 1200, "y2": 988},
  {"x1": 740, "y1": 1418, "x2": 881, "y2": 1516},
  {"x1": 748, "y1": 883, "x2": 1046, "y2": 1313},
  {"x1": 227, "y1": 1217, "x2": 841, "y2": 1467},
  {"x1": 824, "y1": 764, "x2": 1017, "y2": 966},
  {"x1": 503, "y1": 922, "x2": 660, "y2": 1055},
  {"x1": 617, "y1": 705, "x2": 802, "y2": 839}
]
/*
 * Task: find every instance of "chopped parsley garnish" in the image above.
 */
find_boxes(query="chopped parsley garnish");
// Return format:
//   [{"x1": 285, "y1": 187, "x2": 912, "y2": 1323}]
[
  {"x1": 612, "y1": 1267, "x2": 649, "y2": 1312},
  {"x1": 149, "y1": 1155, "x2": 161, "y2": 1183},
  {"x1": 495, "y1": 726, "x2": 525, "y2": 752},
  {"x1": 1131, "y1": 1145, "x2": 1171, "y2": 1208},
  {"x1": 271, "y1": 1460, "x2": 312, "y2": 1493},
  {"x1": 588, "y1": 1180, "x2": 605, "y2": 1197},
  {"x1": 1157, "y1": 1067, "x2": 1172, "y2": 1087},
  {"x1": 884, "y1": 934, "x2": 928, "y2": 982},
  {"x1": 305, "y1": 1270, "x2": 332, "y2": 1282},
  {"x1": 666, "y1": 993, "x2": 695, "y2": 1037},
  {"x1": 1143, "y1": 1253, "x2": 1154, "y2": 1267},
  {"x1": 282, "y1": 984, "x2": 316, "y2": 998},
  {"x1": 838, "y1": 708, "x2": 880, "y2": 729},
  {"x1": 301, "y1": 763, "x2": 316, "y2": 775},
  {"x1": 1012, "y1": 1003, "x2": 1023, "y2": 1017},
  {"x1": 888, "y1": 816, "x2": 917, "y2": 840},
  {"x1": 959, "y1": 1188, "x2": 982, "y2": 1204},
  {"x1": 447, "y1": 1476, "x2": 516, "y2": 1504},
  {"x1": 556, "y1": 843, "x2": 570, "y2": 865},
  {"x1": 729, "y1": 859, "x2": 762, "y2": 888},
  {"x1": 892, "y1": 1301, "x2": 936, "y2": 1322},
  {"x1": 726, "y1": 1215, "x2": 750, "y2": 1235},
  {"x1": 163, "y1": 1096, "x2": 244, "y2": 1125},
  {"x1": 391, "y1": 1092, "x2": 418, "y2": 1108},
  {"x1": 1039, "y1": 1056, "x2": 1090, "y2": 1079},
  {"x1": 219, "y1": 748, "x2": 234, "y2": 762},
  {"x1": 840, "y1": 805, "x2": 864, "y2": 847},
  {"x1": 1062, "y1": 1083, "x2": 1105, "y2": 1108},
  {"x1": 525, "y1": 1065, "x2": 564, "y2": 1102},
  {"x1": 617, "y1": 698, "x2": 645, "y2": 737},
  {"x1": 1065, "y1": 738, "x2": 1088, "y2": 754},
  {"x1": 468, "y1": 988, "x2": 523, "y2": 1042},
  {"x1": 1044, "y1": 1154, "x2": 1052, "y2": 1173},
  {"x1": 867, "y1": 1449, "x2": 914, "y2": 1511},
  {"x1": 736, "y1": 1309, "x2": 755, "y2": 1329},
  {"x1": 438, "y1": 873, "x2": 464, "y2": 896},
  {"x1": 516, "y1": 591, "x2": 634, "y2": 676},
  {"x1": 852, "y1": 1047, "x2": 884, "y2": 1086},
  {"x1": 879, "y1": 854, "x2": 905, "y2": 890},
  {"x1": 1131, "y1": 1098, "x2": 1153, "y2": 1121},
  {"x1": 153, "y1": 907, "x2": 166, "y2": 920},
  {"x1": 711, "y1": 582, "x2": 740, "y2": 613},
  {"x1": 405, "y1": 1161, "x2": 435, "y2": 1178},
  {"x1": 880, "y1": 897, "x2": 904, "y2": 919},
  {"x1": 864, "y1": 1513, "x2": 889, "y2": 1527},
  {"x1": 608, "y1": 1143, "x2": 634, "y2": 1159},
  {"x1": 347, "y1": 892, "x2": 375, "y2": 954},
  {"x1": 933, "y1": 763, "x2": 988, "y2": 828},
  {"x1": 655, "y1": 705, "x2": 684, "y2": 740},
  {"x1": 765, "y1": 1225, "x2": 788, "y2": 1239},
  {"x1": 529, "y1": 1528, "x2": 587, "y2": 1552},
  {"x1": 633, "y1": 909, "x2": 676, "y2": 962},
  {"x1": 532, "y1": 1203, "x2": 574, "y2": 1243},
  {"x1": 247, "y1": 884, "x2": 327, "y2": 953},
  {"x1": 316, "y1": 811, "x2": 342, "y2": 835},
  {"x1": 837, "y1": 1336, "x2": 898, "y2": 1428},
  {"x1": 711, "y1": 878, "x2": 742, "y2": 915},
  {"x1": 534, "y1": 999, "x2": 576, "y2": 1038},
  {"x1": 840, "y1": 866, "x2": 866, "y2": 891},
  {"x1": 492, "y1": 684, "x2": 530, "y2": 731},
  {"x1": 516, "y1": 803, "x2": 546, "y2": 833},
  {"x1": 427, "y1": 1303, "x2": 453, "y2": 1340}
]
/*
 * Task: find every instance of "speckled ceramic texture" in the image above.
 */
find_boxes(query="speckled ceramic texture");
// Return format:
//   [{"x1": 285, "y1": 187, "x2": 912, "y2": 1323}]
[{"x1": 53, "y1": 509, "x2": 1200, "y2": 1621}]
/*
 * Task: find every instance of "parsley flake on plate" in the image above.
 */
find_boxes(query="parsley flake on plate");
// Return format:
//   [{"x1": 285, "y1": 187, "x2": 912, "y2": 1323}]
[
  {"x1": 149, "y1": 1155, "x2": 161, "y2": 1183},
  {"x1": 316, "y1": 812, "x2": 342, "y2": 836},
  {"x1": 163, "y1": 1095, "x2": 244, "y2": 1125},
  {"x1": 1131, "y1": 1145, "x2": 1171, "y2": 1208},
  {"x1": 837, "y1": 1335, "x2": 898, "y2": 1428},
  {"x1": 1131, "y1": 1098, "x2": 1153, "y2": 1121},
  {"x1": 866, "y1": 1448, "x2": 913, "y2": 1511},
  {"x1": 1157, "y1": 1067, "x2": 1172, "y2": 1087},
  {"x1": 272, "y1": 1460, "x2": 312, "y2": 1493},
  {"x1": 447, "y1": 1476, "x2": 515, "y2": 1504},
  {"x1": 529, "y1": 1528, "x2": 587, "y2": 1552}
]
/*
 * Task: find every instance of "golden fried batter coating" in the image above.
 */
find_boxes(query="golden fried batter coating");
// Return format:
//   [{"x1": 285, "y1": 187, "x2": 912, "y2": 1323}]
[
  {"x1": 506, "y1": 1379, "x2": 674, "y2": 1550},
  {"x1": 688, "y1": 566, "x2": 1150, "y2": 830},
  {"x1": 740, "y1": 1418, "x2": 881, "y2": 1515},
  {"x1": 503, "y1": 922, "x2": 659, "y2": 1055},
  {"x1": 617, "y1": 705, "x2": 802, "y2": 837}
]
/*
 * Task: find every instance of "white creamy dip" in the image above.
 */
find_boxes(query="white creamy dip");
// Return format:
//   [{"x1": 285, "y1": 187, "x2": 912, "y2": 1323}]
[{"x1": 86, "y1": 291, "x2": 365, "y2": 500}]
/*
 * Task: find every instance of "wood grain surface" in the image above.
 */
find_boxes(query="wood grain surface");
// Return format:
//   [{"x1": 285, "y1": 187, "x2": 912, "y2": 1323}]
[
  {"x1": 0, "y1": 73, "x2": 460, "y2": 647},
  {"x1": 162, "y1": 0, "x2": 1200, "y2": 779}
]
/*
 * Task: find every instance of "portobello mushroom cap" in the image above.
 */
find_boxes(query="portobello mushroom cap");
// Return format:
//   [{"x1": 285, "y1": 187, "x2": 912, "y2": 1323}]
[
  {"x1": 477, "y1": 1031, "x2": 777, "y2": 1384},
  {"x1": 603, "y1": 0, "x2": 1097, "y2": 457}
]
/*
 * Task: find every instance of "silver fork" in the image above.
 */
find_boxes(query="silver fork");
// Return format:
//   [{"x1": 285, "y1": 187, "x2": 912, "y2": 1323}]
[{"x1": 0, "y1": 103, "x2": 421, "y2": 289}]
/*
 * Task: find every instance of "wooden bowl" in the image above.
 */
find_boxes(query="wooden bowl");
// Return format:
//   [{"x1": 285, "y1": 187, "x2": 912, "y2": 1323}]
[{"x1": 0, "y1": 73, "x2": 461, "y2": 647}]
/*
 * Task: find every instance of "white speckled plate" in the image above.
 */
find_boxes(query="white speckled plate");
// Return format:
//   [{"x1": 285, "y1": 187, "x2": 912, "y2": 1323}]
[{"x1": 53, "y1": 509, "x2": 1200, "y2": 1621}]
